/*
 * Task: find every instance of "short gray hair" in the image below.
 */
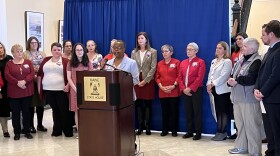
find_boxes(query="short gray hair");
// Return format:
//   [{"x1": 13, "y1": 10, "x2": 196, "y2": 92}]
[
  {"x1": 161, "y1": 44, "x2": 174, "y2": 52},
  {"x1": 243, "y1": 38, "x2": 259, "y2": 52},
  {"x1": 187, "y1": 42, "x2": 199, "y2": 51}
]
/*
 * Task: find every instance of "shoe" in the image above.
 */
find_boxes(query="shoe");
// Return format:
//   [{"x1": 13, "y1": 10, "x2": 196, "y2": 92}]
[
  {"x1": 3, "y1": 132, "x2": 10, "y2": 138},
  {"x1": 146, "y1": 126, "x2": 151, "y2": 135},
  {"x1": 249, "y1": 153, "x2": 262, "y2": 156},
  {"x1": 51, "y1": 133, "x2": 62, "y2": 137},
  {"x1": 182, "y1": 133, "x2": 193, "y2": 139},
  {"x1": 262, "y1": 138, "x2": 268, "y2": 143},
  {"x1": 14, "y1": 134, "x2": 20, "y2": 140},
  {"x1": 172, "y1": 132, "x2": 178, "y2": 137},
  {"x1": 135, "y1": 129, "x2": 142, "y2": 135},
  {"x1": 146, "y1": 129, "x2": 151, "y2": 135},
  {"x1": 228, "y1": 133, "x2": 237, "y2": 139},
  {"x1": 193, "y1": 134, "x2": 201, "y2": 140},
  {"x1": 214, "y1": 132, "x2": 227, "y2": 141},
  {"x1": 37, "y1": 125, "x2": 47, "y2": 132},
  {"x1": 24, "y1": 133, "x2": 33, "y2": 139},
  {"x1": 160, "y1": 130, "x2": 168, "y2": 136},
  {"x1": 228, "y1": 148, "x2": 248, "y2": 154},
  {"x1": 211, "y1": 133, "x2": 221, "y2": 140},
  {"x1": 30, "y1": 127, "x2": 37, "y2": 133}
]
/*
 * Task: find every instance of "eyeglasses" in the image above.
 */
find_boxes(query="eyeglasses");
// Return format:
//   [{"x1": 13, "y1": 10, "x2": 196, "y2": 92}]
[
  {"x1": 187, "y1": 48, "x2": 195, "y2": 52},
  {"x1": 75, "y1": 49, "x2": 84, "y2": 52},
  {"x1": 30, "y1": 42, "x2": 38, "y2": 45},
  {"x1": 112, "y1": 46, "x2": 123, "y2": 50},
  {"x1": 161, "y1": 50, "x2": 170, "y2": 53}
]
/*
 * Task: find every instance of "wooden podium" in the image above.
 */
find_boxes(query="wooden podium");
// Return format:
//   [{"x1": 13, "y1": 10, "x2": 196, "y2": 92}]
[{"x1": 76, "y1": 70, "x2": 135, "y2": 156}]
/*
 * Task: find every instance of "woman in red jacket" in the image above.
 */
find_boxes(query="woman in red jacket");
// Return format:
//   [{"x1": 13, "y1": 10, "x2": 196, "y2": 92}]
[
  {"x1": 155, "y1": 44, "x2": 180, "y2": 137},
  {"x1": 178, "y1": 42, "x2": 206, "y2": 140}
]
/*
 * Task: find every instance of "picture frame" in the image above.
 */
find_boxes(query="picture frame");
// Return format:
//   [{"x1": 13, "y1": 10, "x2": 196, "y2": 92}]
[
  {"x1": 58, "y1": 20, "x2": 64, "y2": 45},
  {"x1": 25, "y1": 11, "x2": 44, "y2": 51}
]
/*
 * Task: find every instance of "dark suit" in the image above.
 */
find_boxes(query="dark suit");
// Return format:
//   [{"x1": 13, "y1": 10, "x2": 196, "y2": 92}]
[{"x1": 255, "y1": 41, "x2": 280, "y2": 156}]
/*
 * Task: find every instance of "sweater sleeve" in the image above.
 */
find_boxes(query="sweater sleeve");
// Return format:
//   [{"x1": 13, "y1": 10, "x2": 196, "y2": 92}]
[{"x1": 236, "y1": 59, "x2": 261, "y2": 86}]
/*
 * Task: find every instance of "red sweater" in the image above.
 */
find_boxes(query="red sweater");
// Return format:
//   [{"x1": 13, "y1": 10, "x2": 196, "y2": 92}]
[
  {"x1": 155, "y1": 58, "x2": 181, "y2": 98},
  {"x1": 5, "y1": 59, "x2": 35, "y2": 98},
  {"x1": 178, "y1": 57, "x2": 206, "y2": 92},
  {"x1": 37, "y1": 56, "x2": 69, "y2": 99}
]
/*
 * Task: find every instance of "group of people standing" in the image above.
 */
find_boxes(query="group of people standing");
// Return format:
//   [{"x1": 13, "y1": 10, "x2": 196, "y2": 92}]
[{"x1": 1, "y1": 19, "x2": 280, "y2": 156}]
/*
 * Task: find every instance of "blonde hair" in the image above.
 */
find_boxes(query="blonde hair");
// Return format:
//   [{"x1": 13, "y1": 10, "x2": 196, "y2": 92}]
[
  {"x1": 215, "y1": 41, "x2": 230, "y2": 59},
  {"x1": 11, "y1": 44, "x2": 23, "y2": 53}
]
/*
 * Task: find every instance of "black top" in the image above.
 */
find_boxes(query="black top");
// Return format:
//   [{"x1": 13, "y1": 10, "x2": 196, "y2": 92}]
[{"x1": 236, "y1": 54, "x2": 261, "y2": 86}]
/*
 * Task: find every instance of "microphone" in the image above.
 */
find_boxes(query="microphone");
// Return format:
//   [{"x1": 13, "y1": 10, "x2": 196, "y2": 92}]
[
  {"x1": 100, "y1": 58, "x2": 108, "y2": 70},
  {"x1": 104, "y1": 63, "x2": 131, "y2": 76}
]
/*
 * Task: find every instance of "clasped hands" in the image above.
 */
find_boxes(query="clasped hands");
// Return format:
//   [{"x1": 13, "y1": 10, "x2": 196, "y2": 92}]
[
  {"x1": 227, "y1": 78, "x2": 237, "y2": 87},
  {"x1": 159, "y1": 84, "x2": 175, "y2": 94},
  {"x1": 17, "y1": 80, "x2": 26, "y2": 89},
  {"x1": 183, "y1": 87, "x2": 192, "y2": 96},
  {"x1": 254, "y1": 89, "x2": 264, "y2": 101}
]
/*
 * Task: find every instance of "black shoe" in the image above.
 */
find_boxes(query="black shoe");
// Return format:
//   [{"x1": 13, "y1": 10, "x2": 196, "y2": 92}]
[
  {"x1": 14, "y1": 134, "x2": 20, "y2": 140},
  {"x1": 30, "y1": 127, "x2": 37, "y2": 133},
  {"x1": 51, "y1": 133, "x2": 62, "y2": 137},
  {"x1": 228, "y1": 133, "x2": 237, "y2": 139},
  {"x1": 182, "y1": 133, "x2": 193, "y2": 139},
  {"x1": 172, "y1": 132, "x2": 178, "y2": 137},
  {"x1": 3, "y1": 132, "x2": 10, "y2": 138},
  {"x1": 160, "y1": 130, "x2": 168, "y2": 136},
  {"x1": 262, "y1": 138, "x2": 268, "y2": 143},
  {"x1": 146, "y1": 130, "x2": 151, "y2": 135},
  {"x1": 37, "y1": 125, "x2": 47, "y2": 132},
  {"x1": 193, "y1": 134, "x2": 201, "y2": 140},
  {"x1": 24, "y1": 133, "x2": 33, "y2": 139},
  {"x1": 135, "y1": 129, "x2": 142, "y2": 135}
]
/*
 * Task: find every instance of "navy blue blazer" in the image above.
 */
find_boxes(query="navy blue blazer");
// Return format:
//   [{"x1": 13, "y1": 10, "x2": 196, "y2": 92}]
[{"x1": 255, "y1": 41, "x2": 280, "y2": 103}]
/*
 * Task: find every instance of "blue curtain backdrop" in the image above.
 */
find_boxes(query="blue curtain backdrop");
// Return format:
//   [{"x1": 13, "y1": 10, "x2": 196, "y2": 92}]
[{"x1": 64, "y1": 0, "x2": 229, "y2": 134}]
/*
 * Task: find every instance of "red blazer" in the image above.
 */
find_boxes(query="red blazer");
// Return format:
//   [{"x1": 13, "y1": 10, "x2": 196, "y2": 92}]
[
  {"x1": 37, "y1": 56, "x2": 69, "y2": 99},
  {"x1": 155, "y1": 58, "x2": 181, "y2": 98},
  {"x1": 178, "y1": 56, "x2": 206, "y2": 92}
]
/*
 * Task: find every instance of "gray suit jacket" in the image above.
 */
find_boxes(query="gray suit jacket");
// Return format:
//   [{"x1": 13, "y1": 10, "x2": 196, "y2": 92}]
[{"x1": 131, "y1": 48, "x2": 157, "y2": 83}]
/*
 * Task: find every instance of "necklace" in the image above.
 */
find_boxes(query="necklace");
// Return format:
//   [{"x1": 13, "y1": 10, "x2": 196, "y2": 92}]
[{"x1": 18, "y1": 64, "x2": 23, "y2": 75}]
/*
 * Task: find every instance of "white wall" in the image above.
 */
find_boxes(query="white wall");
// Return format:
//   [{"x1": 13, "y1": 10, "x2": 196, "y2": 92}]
[
  {"x1": 5, "y1": 0, "x2": 64, "y2": 56},
  {"x1": 247, "y1": 0, "x2": 280, "y2": 56},
  {"x1": 0, "y1": 0, "x2": 8, "y2": 51}
]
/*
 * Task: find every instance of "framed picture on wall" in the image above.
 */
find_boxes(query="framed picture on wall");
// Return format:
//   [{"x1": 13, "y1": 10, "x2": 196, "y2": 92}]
[
  {"x1": 58, "y1": 20, "x2": 64, "y2": 45},
  {"x1": 25, "y1": 11, "x2": 44, "y2": 51}
]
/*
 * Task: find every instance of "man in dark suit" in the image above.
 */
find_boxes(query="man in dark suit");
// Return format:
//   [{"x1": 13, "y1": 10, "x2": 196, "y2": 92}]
[{"x1": 254, "y1": 20, "x2": 280, "y2": 156}]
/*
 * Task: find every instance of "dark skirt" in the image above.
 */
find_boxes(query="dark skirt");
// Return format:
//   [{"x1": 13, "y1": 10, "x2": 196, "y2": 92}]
[
  {"x1": 212, "y1": 87, "x2": 231, "y2": 113},
  {"x1": 134, "y1": 73, "x2": 155, "y2": 100}
]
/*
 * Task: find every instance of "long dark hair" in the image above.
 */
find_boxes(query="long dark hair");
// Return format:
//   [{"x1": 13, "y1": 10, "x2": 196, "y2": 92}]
[
  {"x1": 233, "y1": 32, "x2": 248, "y2": 53},
  {"x1": 70, "y1": 43, "x2": 89, "y2": 67},
  {"x1": 134, "y1": 32, "x2": 152, "y2": 51}
]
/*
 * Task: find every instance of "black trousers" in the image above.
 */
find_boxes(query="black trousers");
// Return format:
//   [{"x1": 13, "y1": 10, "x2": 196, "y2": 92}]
[
  {"x1": 45, "y1": 90, "x2": 73, "y2": 137},
  {"x1": 135, "y1": 99, "x2": 152, "y2": 129},
  {"x1": 159, "y1": 97, "x2": 179, "y2": 133},
  {"x1": 182, "y1": 87, "x2": 203, "y2": 135},
  {"x1": 10, "y1": 96, "x2": 32, "y2": 134},
  {"x1": 263, "y1": 103, "x2": 280, "y2": 156}
]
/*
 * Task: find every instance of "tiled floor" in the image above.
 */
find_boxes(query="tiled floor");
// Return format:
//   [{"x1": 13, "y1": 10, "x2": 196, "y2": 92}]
[{"x1": 0, "y1": 109, "x2": 267, "y2": 156}]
